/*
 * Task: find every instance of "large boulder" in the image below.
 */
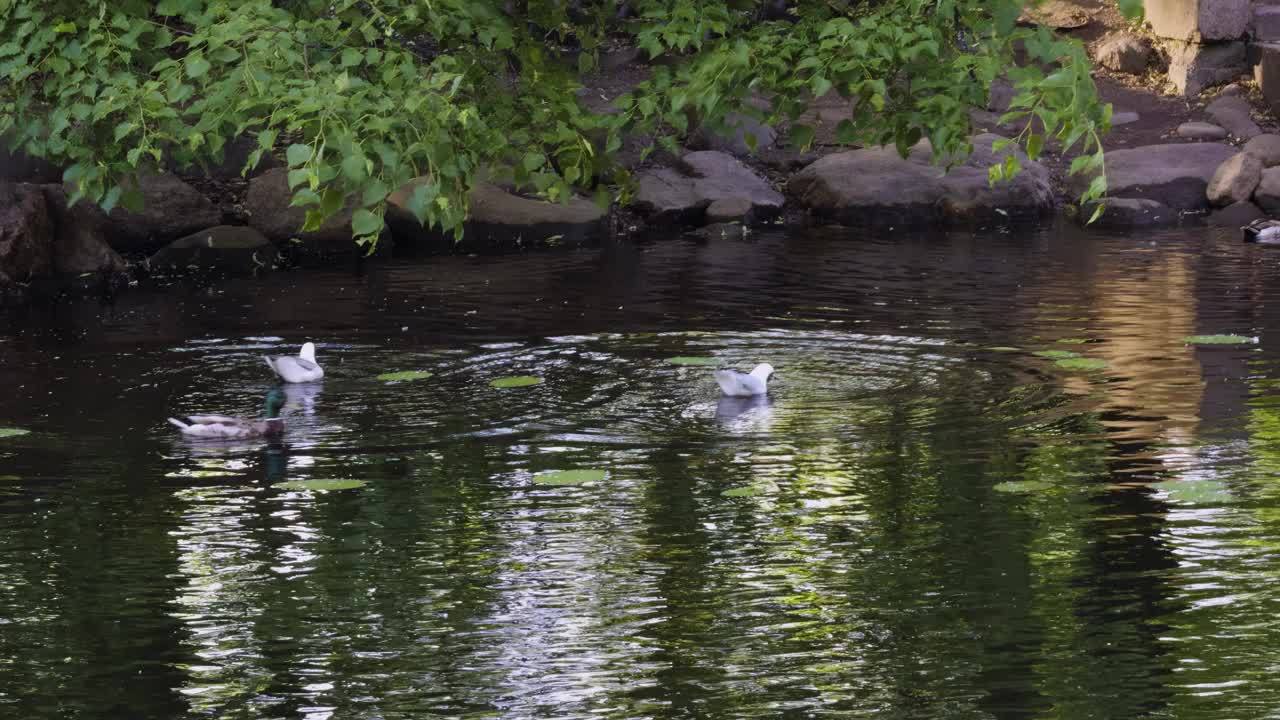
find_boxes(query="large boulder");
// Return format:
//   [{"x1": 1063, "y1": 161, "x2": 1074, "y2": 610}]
[
  {"x1": 0, "y1": 144, "x2": 62, "y2": 184},
  {"x1": 387, "y1": 180, "x2": 607, "y2": 252},
  {"x1": 0, "y1": 183, "x2": 54, "y2": 298},
  {"x1": 39, "y1": 185, "x2": 127, "y2": 282},
  {"x1": 788, "y1": 134, "x2": 1053, "y2": 228},
  {"x1": 1205, "y1": 95, "x2": 1261, "y2": 140},
  {"x1": 1068, "y1": 142, "x2": 1236, "y2": 212},
  {"x1": 1094, "y1": 34, "x2": 1152, "y2": 74},
  {"x1": 1207, "y1": 152, "x2": 1262, "y2": 207},
  {"x1": 245, "y1": 168, "x2": 358, "y2": 256},
  {"x1": 1165, "y1": 40, "x2": 1247, "y2": 96},
  {"x1": 1253, "y1": 166, "x2": 1280, "y2": 214},
  {"x1": 1085, "y1": 198, "x2": 1177, "y2": 229},
  {"x1": 687, "y1": 112, "x2": 777, "y2": 157},
  {"x1": 103, "y1": 173, "x2": 222, "y2": 253},
  {"x1": 1244, "y1": 134, "x2": 1280, "y2": 167},
  {"x1": 148, "y1": 225, "x2": 278, "y2": 275},
  {"x1": 632, "y1": 151, "x2": 783, "y2": 223},
  {"x1": 1208, "y1": 200, "x2": 1266, "y2": 226}
]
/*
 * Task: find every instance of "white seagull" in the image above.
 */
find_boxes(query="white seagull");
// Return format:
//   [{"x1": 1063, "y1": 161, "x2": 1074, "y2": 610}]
[
  {"x1": 714, "y1": 363, "x2": 774, "y2": 397},
  {"x1": 264, "y1": 342, "x2": 324, "y2": 383}
]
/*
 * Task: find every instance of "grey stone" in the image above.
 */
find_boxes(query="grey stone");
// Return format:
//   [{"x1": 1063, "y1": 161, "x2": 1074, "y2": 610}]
[
  {"x1": 688, "y1": 112, "x2": 777, "y2": 156},
  {"x1": 39, "y1": 185, "x2": 126, "y2": 280},
  {"x1": 1178, "y1": 121, "x2": 1229, "y2": 139},
  {"x1": 246, "y1": 168, "x2": 357, "y2": 254},
  {"x1": 387, "y1": 180, "x2": 606, "y2": 251},
  {"x1": 1148, "y1": 0, "x2": 1249, "y2": 41},
  {"x1": 1255, "y1": 41, "x2": 1280, "y2": 116},
  {"x1": 632, "y1": 151, "x2": 783, "y2": 222},
  {"x1": 102, "y1": 174, "x2": 222, "y2": 253},
  {"x1": 1094, "y1": 34, "x2": 1152, "y2": 74},
  {"x1": 0, "y1": 183, "x2": 53, "y2": 294},
  {"x1": 788, "y1": 133, "x2": 1053, "y2": 228},
  {"x1": 1205, "y1": 95, "x2": 1262, "y2": 139},
  {"x1": 1254, "y1": 5, "x2": 1280, "y2": 41},
  {"x1": 1207, "y1": 151, "x2": 1263, "y2": 206},
  {"x1": 0, "y1": 144, "x2": 61, "y2": 184},
  {"x1": 1166, "y1": 40, "x2": 1248, "y2": 96},
  {"x1": 1112, "y1": 111, "x2": 1141, "y2": 126},
  {"x1": 987, "y1": 79, "x2": 1015, "y2": 112},
  {"x1": 705, "y1": 197, "x2": 754, "y2": 224},
  {"x1": 1244, "y1": 134, "x2": 1280, "y2": 166},
  {"x1": 1068, "y1": 142, "x2": 1237, "y2": 211},
  {"x1": 1253, "y1": 166, "x2": 1280, "y2": 213},
  {"x1": 148, "y1": 225, "x2": 278, "y2": 274},
  {"x1": 1208, "y1": 200, "x2": 1267, "y2": 225},
  {"x1": 1084, "y1": 198, "x2": 1177, "y2": 228}
]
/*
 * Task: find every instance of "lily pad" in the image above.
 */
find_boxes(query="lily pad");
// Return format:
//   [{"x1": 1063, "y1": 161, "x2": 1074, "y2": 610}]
[
  {"x1": 1183, "y1": 334, "x2": 1255, "y2": 346},
  {"x1": 534, "y1": 469, "x2": 607, "y2": 486},
  {"x1": 1151, "y1": 479, "x2": 1235, "y2": 505},
  {"x1": 1033, "y1": 350, "x2": 1080, "y2": 360},
  {"x1": 0, "y1": 428, "x2": 29, "y2": 439},
  {"x1": 988, "y1": 346, "x2": 1022, "y2": 352},
  {"x1": 993, "y1": 480, "x2": 1055, "y2": 493},
  {"x1": 1055, "y1": 338, "x2": 1091, "y2": 344},
  {"x1": 490, "y1": 375, "x2": 544, "y2": 388},
  {"x1": 721, "y1": 483, "x2": 774, "y2": 498},
  {"x1": 1055, "y1": 357, "x2": 1107, "y2": 372},
  {"x1": 667, "y1": 356, "x2": 721, "y2": 366},
  {"x1": 377, "y1": 370, "x2": 434, "y2": 382},
  {"x1": 272, "y1": 479, "x2": 368, "y2": 492}
]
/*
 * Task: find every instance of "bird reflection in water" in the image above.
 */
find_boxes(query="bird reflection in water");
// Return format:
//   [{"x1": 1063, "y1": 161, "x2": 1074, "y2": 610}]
[{"x1": 715, "y1": 394, "x2": 774, "y2": 433}]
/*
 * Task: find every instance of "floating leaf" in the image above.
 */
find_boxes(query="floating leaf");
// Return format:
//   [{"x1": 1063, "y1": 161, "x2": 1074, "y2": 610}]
[
  {"x1": 988, "y1": 346, "x2": 1021, "y2": 352},
  {"x1": 1183, "y1": 334, "x2": 1255, "y2": 346},
  {"x1": 721, "y1": 483, "x2": 775, "y2": 498},
  {"x1": 534, "y1": 469, "x2": 607, "y2": 486},
  {"x1": 0, "y1": 428, "x2": 29, "y2": 439},
  {"x1": 1056, "y1": 338, "x2": 1091, "y2": 344},
  {"x1": 1033, "y1": 350, "x2": 1079, "y2": 360},
  {"x1": 165, "y1": 470, "x2": 242, "y2": 480},
  {"x1": 1151, "y1": 479, "x2": 1235, "y2": 505},
  {"x1": 667, "y1": 356, "x2": 720, "y2": 366},
  {"x1": 1055, "y1": 357, "x2": 1107, "y2": 372},
  {"x1": 377, "y1": 370, "x2": 434, "y2": 382},
  {"x1": 993, "y1": 480, "x2": 1055, "y2": 493},
  {"x1": 490, "y1": 375, "x2": 544, "y2": 388},
  {"x1": 272, "y1": 479, "x2": 368, "y2": 492}
]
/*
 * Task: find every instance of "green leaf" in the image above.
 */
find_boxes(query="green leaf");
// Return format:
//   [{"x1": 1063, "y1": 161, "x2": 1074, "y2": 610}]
[
  {"x1": 185, "y1": 54, "x2": 210, "y2": 78},
  {"x1": 1055, "y1": 357, "x2": 1107, "y2": 372},
  {"x1": 534, "y1": 469, "x2": 606, "y2": 486},
  {"x1": 340, "y1": 48, "x2": 363, "y2": 67},
  {"x1": 667, "y1": 356, "x2": 719, "y2": 366},
  {"x1": 376, "y1": 370, "x2": 433, "y2": 382},
  {"x1": 286, "y1": 143, "x2": 311, "y2": 168},
  {"x1": 53, "y1": 21, "x2": 76, "y2": 33},
  {"x1": 577, "y1": 51, "x2": 594, "y2": 74},
  {"x1": 0, "y1": 428, "x2": 30, "y2": 439},
  {"x1": 522, "y1": 152, "x2": 545, "y2": 171},
  {"x1": 993, "y1": 480, "x2": 1054, "y2": 493},
  {"x1": 351, "y1": 208, "x2": 382, "y2": 236},
  {"x1": 273, "y1": 479, "x2": 368, "y2": 492},
  {"x1": 287, "y1": 168, "x2": 310, "y2": 190},
  {"x1": 1183, "y1": 334, "x2": 1255, "y2": 345},
  {"x1": 1026, "y1": 133, "x2": 1043, "y2": 161},
  {"x1": 791, "y1": 124, "x2": 816, "y2": 151},
  {"x1": 1033, "y1": 350, "x2": 1079, "y2": 359},
  {"x1": 490, "y1": 376, "x2": 544, "y2": 388},
  {"x1": 257, "y1": 129, "x2": 277, "y2": 150},
  {"x1": 113, "y1": 121, "x2": 136, "y2": 141},
  {"x1": 341, "y1": 153, "x2": 367, "y2": 181}
]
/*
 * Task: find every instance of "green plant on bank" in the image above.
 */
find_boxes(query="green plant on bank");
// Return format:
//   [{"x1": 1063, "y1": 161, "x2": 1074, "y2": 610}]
[{"x1": 0, "y1": 0, "x2": 1142, "y2": 249}]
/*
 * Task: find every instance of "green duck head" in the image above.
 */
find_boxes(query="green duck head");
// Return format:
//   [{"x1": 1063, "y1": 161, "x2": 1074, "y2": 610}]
[{"x1": 264, "y1": 388, "x2": 286, "y2": 419}]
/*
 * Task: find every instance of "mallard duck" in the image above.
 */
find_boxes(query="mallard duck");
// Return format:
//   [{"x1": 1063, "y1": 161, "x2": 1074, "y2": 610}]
[
  {"x1": 264, "y1": 342, "x2": 324, "y2": 383},
  {"x1": 168, "y1": 388, "x2": 286, "y2": 439},
  {"x1": 714, "y1": 363, "x2": 774, "y2": 397},
  {"x1": 1243, "y1": 219, "x2": 1280, "y2": 244}
]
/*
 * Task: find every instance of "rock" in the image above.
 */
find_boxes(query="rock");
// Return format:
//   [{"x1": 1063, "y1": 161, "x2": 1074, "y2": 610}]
[
  {"x1": 1069, "y1": 142, "x2": 1236, "y2": 211},
  {"x1": 1207, "y1": 152, "x2": 1262, "y2": 206},
  {"x1": 1147, "y1": 0, "x2": 1249, "y2": 42},
  {"x1": 169, "y1": 134, "x2": 279, "y2": 179},
  {"x1": 387, "y1": 180, "x2": 606, "y2": 252},
  {"x1": 1207, "y1": 200, "x2": 1266, "y2": 225},
  {"x1": 1205, "y1": 95, "x2": 1261, "y2": 139},
  {"x1": 788, "y1": 133, "x2": 1053, "y2": 228},
  {"x1": 688, "y1": 112, "x2": 777, "y2": 156},
  {"x1": 1255, "y1": 42, "x2": 1280, "y2": 117},
  {"x1": 1084, "y1": 198, "x2": 1177, "y2": 229},
  {"x1": 1019, "y1": 0, "x2": 1090, "y2": 29},
  {"x1": 1244, "y1": 134, "x2": 1280, "y2": 166},
  {"x1": 1177, "y1": 121, "x2": 1229, "y2": 139},
  {"x1": 987, "y1": 79, "x2": 1015, "y2": 112},
  {"x1": 104, "y1": 174, "x2": 222, "y2": 253},
  {"x1": 691, "y1": 222, "x2": 747, "y2": 241},
  {"x1": 632, "y1": 151, "x2": 783, "y2": 223},
  {"x1": 148, "y1": 225, "x2": 278, "y2": 274},
  {"x1": 39, "y1": 185, "x2": 126, "y2": 280},
  {"x1": 705, "y1": 197, "x2": 754, "y2": 224},
  {"x1": 0, "y1": 183, "x2": 53, "y2": 298},
  {"x1": 1094, "y1": 34, "x2": 1152, "y2": 74},
  {"x1": 1252, "y1": 166, "x2": 1280, "y2": 214},
  {"x1": 0, "y1": 144, "x2": 62, "y2": 184},
  {"x1": 1112, "y1": 111, "x2": 1141, "y2": 126},
  {"x1": 1165, "y1": 40, "x2": 1248, "y2": 96},
  {"x1": 1255, "y1": 6, "x2": 1280, "y2": 41},
  {"x1": 245, "y1": 168, "x2": 357, "y2": 255}
]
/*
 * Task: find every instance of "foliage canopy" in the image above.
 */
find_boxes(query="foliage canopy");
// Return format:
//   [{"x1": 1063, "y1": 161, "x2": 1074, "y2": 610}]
[{"x1": 0, "y1": 0, "x2": 1142, "y2": 245}]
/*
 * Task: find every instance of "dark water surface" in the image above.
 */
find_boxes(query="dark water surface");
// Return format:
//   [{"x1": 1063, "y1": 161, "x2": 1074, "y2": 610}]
[{"x1": 3, "y1": 224, "x2": 1280, "y2": 719}]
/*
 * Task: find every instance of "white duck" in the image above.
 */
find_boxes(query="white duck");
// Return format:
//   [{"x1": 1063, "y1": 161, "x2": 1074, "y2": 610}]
[
  {"x1": 264, "y1": 342, "x2": 324, "y2": 383},
  {"x1": 714, "y1": 363, "x2": 774, "y2": 397}
]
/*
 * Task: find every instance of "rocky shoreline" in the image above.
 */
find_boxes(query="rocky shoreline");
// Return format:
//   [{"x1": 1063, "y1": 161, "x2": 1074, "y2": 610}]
[{"x1": 8, "y1": 1, "x2": 1280, "y2": 305}]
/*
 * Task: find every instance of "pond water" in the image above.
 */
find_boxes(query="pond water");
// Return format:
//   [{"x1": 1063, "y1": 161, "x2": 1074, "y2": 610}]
[{"x1": 2, "y1": 223, "x2": 1280, "y2": 719}]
